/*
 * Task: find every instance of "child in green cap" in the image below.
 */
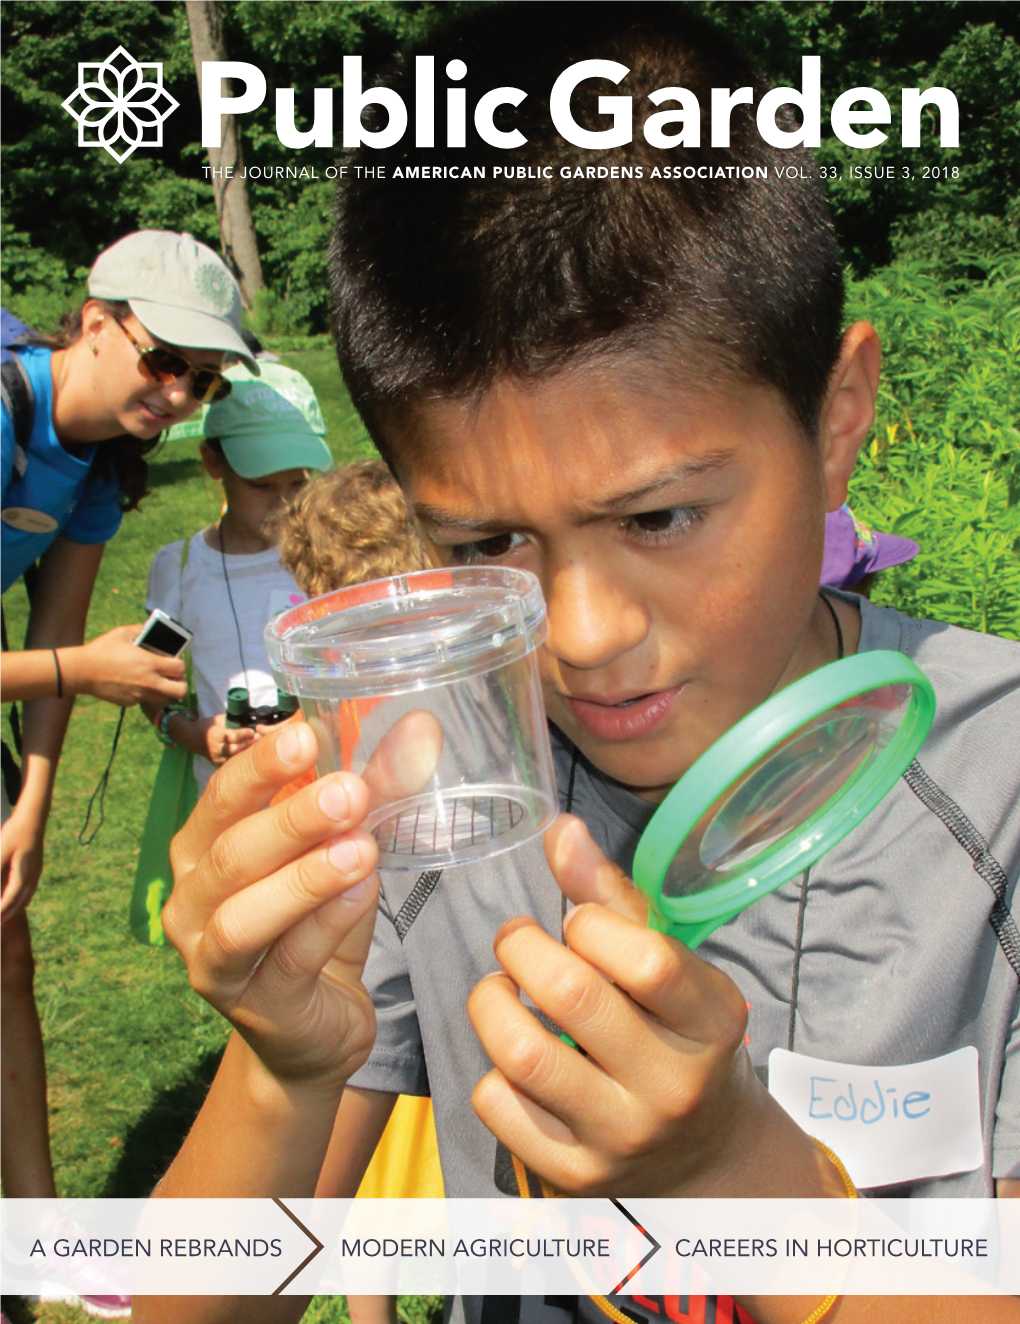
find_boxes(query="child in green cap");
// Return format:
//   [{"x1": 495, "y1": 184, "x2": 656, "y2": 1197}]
[{"x1": 143, "y1": 362, "x2": 332, "y2": 794}]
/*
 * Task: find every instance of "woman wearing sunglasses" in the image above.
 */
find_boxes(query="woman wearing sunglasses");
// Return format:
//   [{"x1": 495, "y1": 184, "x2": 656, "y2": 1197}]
[{"x1": 1, "y1": 230, "x2": 255, "y2": 1225}]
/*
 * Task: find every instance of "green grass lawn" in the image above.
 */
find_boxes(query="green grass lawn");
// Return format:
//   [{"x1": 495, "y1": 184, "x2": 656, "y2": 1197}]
[{"x1": 1, "y1": 345, "x2": 435, "y2": 1324}]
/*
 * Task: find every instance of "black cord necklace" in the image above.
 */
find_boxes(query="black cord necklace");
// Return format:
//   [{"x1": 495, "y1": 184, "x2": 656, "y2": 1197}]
[
  {"x1": 562, "y1": 593, "x2": 847, "y2": 1045},
  {"x1": 818, "y1": 589, "x2": 845, "y2": 661},
  {"x1": 787, "y1": 590, "x2": 848, "y2": 1046},
  {"x1": 218, "y1": 521, "x2": 250, "y2": 690}
]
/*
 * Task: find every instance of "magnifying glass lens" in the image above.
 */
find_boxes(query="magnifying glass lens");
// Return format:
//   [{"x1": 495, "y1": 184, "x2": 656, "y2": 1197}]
[{"x1": 659, "y1": 682, "x2": 915, "y2": 900}]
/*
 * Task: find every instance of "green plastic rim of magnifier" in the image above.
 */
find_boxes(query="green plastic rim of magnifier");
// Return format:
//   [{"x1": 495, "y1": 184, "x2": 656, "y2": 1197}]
[{"x1": 632, "y1": 650, "x2": 936, "y2": 950}]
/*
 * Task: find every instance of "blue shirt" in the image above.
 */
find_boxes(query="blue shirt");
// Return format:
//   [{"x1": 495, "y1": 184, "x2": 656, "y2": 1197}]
[{"x1": 1, "y1": 345, "x2": 123, "y2": 593}]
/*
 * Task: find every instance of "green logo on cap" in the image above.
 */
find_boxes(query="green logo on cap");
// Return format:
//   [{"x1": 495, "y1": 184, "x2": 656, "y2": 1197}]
[{"x1": 196, "y1": 263, "x2": 235, "y2": 314}]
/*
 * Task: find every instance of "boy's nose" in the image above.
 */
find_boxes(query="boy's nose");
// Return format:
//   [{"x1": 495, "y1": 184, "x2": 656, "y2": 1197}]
[{"x1": 544, "y1": 559, "x2": 649, "y2": 671}]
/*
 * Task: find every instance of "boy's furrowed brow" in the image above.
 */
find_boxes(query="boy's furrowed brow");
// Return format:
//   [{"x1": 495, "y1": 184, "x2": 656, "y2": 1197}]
[
  {"x1": 414, "y1": 451, "x2": 737, "y2": 534},
  {"x1": 412, "y1": 504, "x2": 513, "y2": 536},
  {"x1": 586, "y1": 449, "x2": 737, "y2": 517}
]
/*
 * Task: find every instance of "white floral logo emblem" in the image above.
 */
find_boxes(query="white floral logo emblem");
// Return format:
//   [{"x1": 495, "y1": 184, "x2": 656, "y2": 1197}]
[{"x1": 62, "y1": 46, "x2": 179, "y2": 164}]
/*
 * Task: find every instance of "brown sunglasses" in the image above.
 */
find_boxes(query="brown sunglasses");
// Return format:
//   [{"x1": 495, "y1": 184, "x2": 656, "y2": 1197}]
[{"x1": 113, "y1": 319, "x2": 232, "y2": 404}]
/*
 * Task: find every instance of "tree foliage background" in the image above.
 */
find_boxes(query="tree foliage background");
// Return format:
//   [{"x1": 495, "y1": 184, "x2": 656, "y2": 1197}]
[
  {"x1": 3, "y1": 1, "x2": 1018, "y2": 641},
  {"x1": 2, "y1": 0, "x2": 1017, "y2": 333},
  {"x1": 1, "y1": 0, "x2": 440, "y2": 330}
]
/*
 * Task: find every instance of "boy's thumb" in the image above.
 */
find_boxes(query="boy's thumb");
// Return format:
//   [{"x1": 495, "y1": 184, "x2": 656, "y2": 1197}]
[{"x1": 544, "y1": 814, "x2": 647, "y2": 924}]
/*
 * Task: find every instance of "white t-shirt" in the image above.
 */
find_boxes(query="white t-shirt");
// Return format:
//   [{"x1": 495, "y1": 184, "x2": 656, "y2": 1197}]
[{"x1": 146, "y1": 530, "x2": 305, "y2": 793}]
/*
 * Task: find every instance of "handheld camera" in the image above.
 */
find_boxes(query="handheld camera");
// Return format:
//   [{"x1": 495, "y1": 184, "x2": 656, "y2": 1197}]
[{"x1": 135, "y1": 609, "x2": 193, "y2": 658}]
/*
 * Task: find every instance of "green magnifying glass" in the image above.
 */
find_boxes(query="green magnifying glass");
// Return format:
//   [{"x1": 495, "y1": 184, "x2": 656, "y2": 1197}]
[{"x1": 631, "y1": 650, "x2": 936, "y2": 950}]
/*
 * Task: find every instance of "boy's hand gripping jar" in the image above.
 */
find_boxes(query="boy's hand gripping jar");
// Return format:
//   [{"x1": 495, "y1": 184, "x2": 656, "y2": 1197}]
[{"x1": 265, "y1": 567, "x2": 557, "y2": 868}]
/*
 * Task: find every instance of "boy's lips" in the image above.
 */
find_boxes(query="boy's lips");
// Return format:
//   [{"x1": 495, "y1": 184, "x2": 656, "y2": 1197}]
[{"x1": 563, "y1": 686, "x2": 682, "y2": 742}]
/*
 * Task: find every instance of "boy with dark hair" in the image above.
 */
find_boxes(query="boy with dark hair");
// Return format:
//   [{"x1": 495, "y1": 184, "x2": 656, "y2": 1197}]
[{"x1": 139, "y1": 6, "x2": 1019, "y2": 1324}]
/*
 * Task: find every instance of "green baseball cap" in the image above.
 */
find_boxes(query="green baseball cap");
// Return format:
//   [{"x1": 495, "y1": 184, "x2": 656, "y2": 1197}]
[
  {"x1": 88, "y1": 230, "x2": 258, "y2": 372},
  {"x1": 202, "y1": 363, "x2": 333, "y2": 477}
]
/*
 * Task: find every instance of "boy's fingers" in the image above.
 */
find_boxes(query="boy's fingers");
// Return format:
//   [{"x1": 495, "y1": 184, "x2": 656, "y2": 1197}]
[
  {"x1": 468, "y1": 967, "x2": 603, "y2": 1107},
  {"x1": 466, "y1": 969, "x2": 593, "y2": 1101},
  {"x1": 544, "y1": 815, "x2": 648, "y2": 925},
  {"x1": 468, "y1": 972, "x2": 623, "y2": 1162},
  {"x1": 155, "y1": 678, "x2": 188, "y2": 701},
  {"x1": 560, "y1": 904, "x2": 748, "y2": 1049},
  {"x1": 488, "y1": 914, "x2": 745, "y2": 1084},
  {"x1": 320, "y1": 883, "x2": 381, "y2": 988},
  {"x1": 189, "y1": 829, "x2": 378, "y2": 994},
  {"x1": 489, "y1": 917, "x2": 686, "y2": 1077},
  {"x1": 172, "y1": 722, "x2": 320, "y2": 872},
  {"x1": 256, "y1": 870, "x2": 381, "y2": 996},
  {"x1": 165, "y1": 767, "x2": 373, "y2": 943},
  {"x1": 469, "y1": 942, "x2": 741, "y2": 1188},
  {"x1": 472, "y1": 1064, "x2": 577, "y2": 1173},
  {"x1": 360, "y1": 709, "x2": 444, "y2": 809}
]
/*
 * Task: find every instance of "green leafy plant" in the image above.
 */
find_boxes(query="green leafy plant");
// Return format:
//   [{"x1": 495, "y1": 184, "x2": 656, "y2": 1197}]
[{"x1": 845, "y1": 256, "x2": 1020, "y2": 639}]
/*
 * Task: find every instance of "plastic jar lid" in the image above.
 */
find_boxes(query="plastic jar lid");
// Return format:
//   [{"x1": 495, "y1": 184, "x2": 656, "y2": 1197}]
[{"x1": 265, "y1": 567, "x2": 548, "y2": 699}]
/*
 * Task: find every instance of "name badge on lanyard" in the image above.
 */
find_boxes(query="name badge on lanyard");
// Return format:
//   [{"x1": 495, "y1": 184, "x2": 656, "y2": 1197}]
[
  {"x1": 768, "y1": 1046, "x2": 983, "y2": 1189},
  {"x1": 2, "y1": 507, "x2": 59, "y2": 534}
]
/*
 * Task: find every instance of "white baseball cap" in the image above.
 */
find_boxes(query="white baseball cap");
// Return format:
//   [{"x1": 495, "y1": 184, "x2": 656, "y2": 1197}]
[{"x1": 88, "y1": 230, "x2": 258, "y2": 372}]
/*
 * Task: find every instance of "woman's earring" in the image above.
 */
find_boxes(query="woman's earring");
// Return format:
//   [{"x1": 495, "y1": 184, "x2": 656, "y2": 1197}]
[{"x1": 90, "y1": 341, "x2": 99, "y2": 356}]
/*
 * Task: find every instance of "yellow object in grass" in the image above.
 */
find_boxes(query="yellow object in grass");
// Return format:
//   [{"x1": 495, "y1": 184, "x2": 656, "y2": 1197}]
[{"x1": 356, "y1": 1095, "x2": 444, "y2": 1199}]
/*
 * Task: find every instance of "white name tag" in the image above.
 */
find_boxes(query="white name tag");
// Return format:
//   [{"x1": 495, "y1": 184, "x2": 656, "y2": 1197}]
[
  {"x1": 2, "y1": 506, "x2": 59, "y2": 534},
  {"x1": 768, "y1": 1046, "x2": 983, "y2": 1189}
]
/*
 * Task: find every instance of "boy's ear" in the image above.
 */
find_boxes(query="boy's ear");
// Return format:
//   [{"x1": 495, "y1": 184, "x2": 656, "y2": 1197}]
[
  {"x1": 200, "y1": 442, "x2": 225, "y2": 480},
  {"x1": 818, "y1": 321, "x2": 881, "y2": 512}
]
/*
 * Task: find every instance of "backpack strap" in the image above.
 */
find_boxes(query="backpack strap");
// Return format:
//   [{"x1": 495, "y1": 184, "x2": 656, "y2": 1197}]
[
  {"x1": 1, "y1": 352, "x2": 35, "y2": 481},
  {"x1": 1, "y1": 331, "x2": 40, "y2": 804}
]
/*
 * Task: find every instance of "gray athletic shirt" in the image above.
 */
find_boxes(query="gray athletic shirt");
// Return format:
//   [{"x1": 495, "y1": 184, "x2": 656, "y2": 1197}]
[{"x1": 348, "y1": 597, "x2": 1020, "y2": 1200}]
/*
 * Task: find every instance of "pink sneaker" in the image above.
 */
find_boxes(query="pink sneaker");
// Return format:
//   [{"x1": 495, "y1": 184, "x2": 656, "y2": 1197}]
[{"x1": 81, "y1": 1297, "x2": 132, "y2": 1320}]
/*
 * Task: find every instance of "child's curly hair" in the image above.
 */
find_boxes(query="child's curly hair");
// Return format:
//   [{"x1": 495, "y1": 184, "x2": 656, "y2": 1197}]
[{"x1": 270, "y1": 458, "x2": 428, "y2": 598}]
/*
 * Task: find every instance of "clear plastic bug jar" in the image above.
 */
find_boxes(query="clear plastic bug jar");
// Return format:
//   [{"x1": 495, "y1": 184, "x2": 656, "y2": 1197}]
[{"x1": 265, "y1": 567, "x2": 557, "y2": 869}]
